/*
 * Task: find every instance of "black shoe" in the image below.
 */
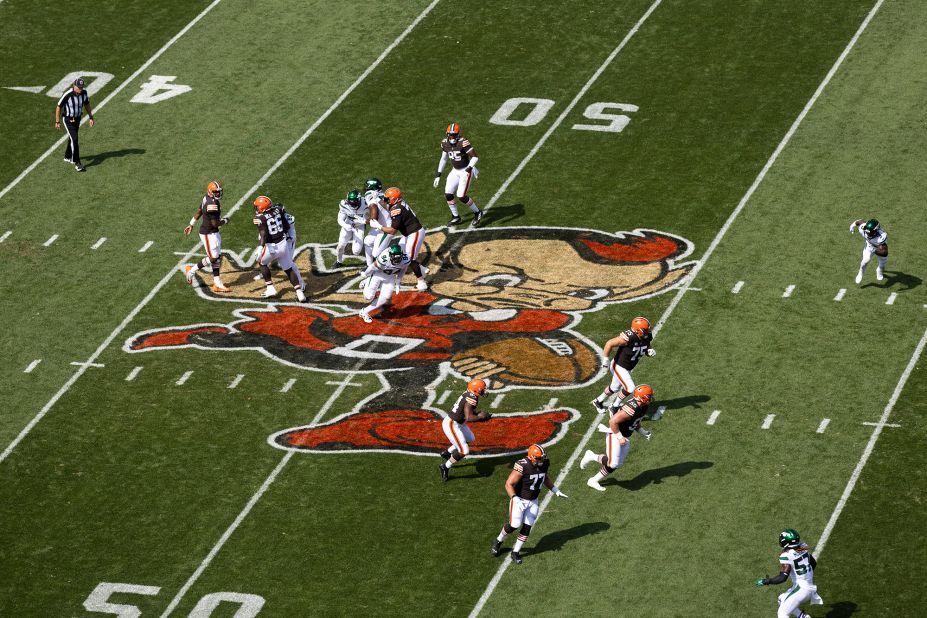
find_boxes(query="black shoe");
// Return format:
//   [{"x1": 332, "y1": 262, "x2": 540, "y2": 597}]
[
  {"x1": 510, "y1": 551, "x2": 522, "y2": 564},
  {"x1": 470, "y1": 210, "x2": 483, "y2": 227},
  {"x1": 334, "y1": 260, "x2": 343, "y2": 268},
  {"x1": 438, "y1": 464, "x2": 449, "y2": 482},
  {"x1": 491, "y1": 540, "x2": 503, "y2": 556},
  {"x1": 591, "y1": 399, "x2": 606, "y2": 413},
  {"x1": 447, "y1": 216, "x2": 463, "y2": 226},
  {"x1": 64, "y1": 157, "x2": 73, "y2": 163},
  {"x1": 440, "y1": 450, "x2": 451, "y2": 460},
  {"x1": 74, "y1": 163, "x2": 86, "y2": 172}
]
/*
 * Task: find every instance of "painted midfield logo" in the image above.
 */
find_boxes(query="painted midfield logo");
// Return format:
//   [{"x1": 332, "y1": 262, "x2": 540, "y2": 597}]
[{"x1": 126, "y1": 226, "x2": 694, "y2": 457}]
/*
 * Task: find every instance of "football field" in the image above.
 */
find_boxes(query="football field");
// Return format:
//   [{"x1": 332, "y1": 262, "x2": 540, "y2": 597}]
[{"x1": 2, "y1": 1, "x2": 926, "y2": 616}]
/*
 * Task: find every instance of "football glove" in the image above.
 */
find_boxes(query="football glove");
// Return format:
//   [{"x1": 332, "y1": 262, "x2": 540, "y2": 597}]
[
  {"x1": 433, "y1": 176, "x2": 441, "y2": 188},
  {"x1": 552, "y1": 486, "x2": 568, "y2": 498},
  {"x1": 754, "y1": 577, "x2": 766, "y2": 587},
  {"x1": 646, "y1": 348, "x2": 656, "y2": 357},
  {"x1": 219, "y1": 217, "x2": 229, "y2": 226},
  {"x1": 638, "y1": 427, "x2": 652, "y2": 440}
]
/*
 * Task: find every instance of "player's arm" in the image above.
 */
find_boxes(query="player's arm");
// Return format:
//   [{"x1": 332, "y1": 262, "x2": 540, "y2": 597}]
[
  {"x1": 254, "y1": 218, "x2": 269, "y2": 245},
  {"x1": 434, "y1": 151, "x2": 448, "y2": 186},
  {"x1": 543, "y1": 473, "x2": 567, "y2": 498},
  {"x1": 850, "y1": 218, "x2": 865, "y2": 233},
  {"x1": 464, "y1": 145, "x2": 478, "y2": 171},
  {"x1": 184, "y1": 204, "x2": 203, "y2": 235},
  {"x1": 756, "y1": 563, "x2": 790, "y2": 586},
  {"x1": 337, "y1": 208, "x2": 356, "y2": 231},
  {"x1": 463, "y1": 398, "x2": 491, "y2": 423},
  {"x1": 504, "y1": 468, "x2": 522, "y2": 498},
  {"x1": 609, "y1": 408, "x2": 631, "y2": 443},
  {"x1": 602, "y1": 333, "x2": 629, "y2": 359}
]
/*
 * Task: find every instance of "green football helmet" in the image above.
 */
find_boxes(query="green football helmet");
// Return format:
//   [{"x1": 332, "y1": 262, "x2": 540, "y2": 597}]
[
  {"x1": 387, "y1": 243, "x2": 403, "y2": 265},
  {"x1": 778, "y1": 529, "x2": 801, "y2": 548},
  {"x1": 346, "y1": 189, "x2": 361, "y2": 208},
  {"x1": 365, "y1": 177, "x2": 383, "y2": 192},
  {"x1": 863, "y1": 219, "x2": 880, "y2": 237}
]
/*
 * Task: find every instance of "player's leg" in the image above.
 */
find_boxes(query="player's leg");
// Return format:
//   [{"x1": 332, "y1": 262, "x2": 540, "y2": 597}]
[
  {"x1": 257, "y1": 245, "x2": 278, "y2": 297},
  {"x1": 456, "y1": 168, "x2": 482, "y2": 226},
  {"x1": 439, "y1": 419, "x2": 470, "y2": 478},
  {"x1": 286, "y1": 233, "x2": 304, "y2": 289},
  {"x1": 493, "y1": 496, "x2": 526, "y2": 555},
  {"x1": 402, "y1": 229, "x2": 428, "y2": 290},
  {"x1": 444, "y1": 171, "x2": 462, "y2": 224},
  {"x1": 336, "y1": 227, "x2": 353, "y2": 265},
  {"x1": 359, "y1": 275, "x2": 383, "y2": 322},
  {"x1": 587, "y1": 433, "x2": 621, "y2": 491},
  {"x1": 598, "y1": 363, "x2": 634, "y2": 411},
  {"x1": 509, "y1": 499, "x2": 538, "y2": 563},
  {"x1": 207, "y1": 233, "x2": 228, "y2": 291},
  {"x1": 276, "y1": 242, "x2": 306, "y2": 301},
  {"x1": 876, "y1": 253, "x2": 887, "y2": 281},
  {"x1": 351, "y1": 226, "x2": 364, "y2": 257},
  {"x1": 856, "y1": 245, "x2": 872, "y2": 284}
]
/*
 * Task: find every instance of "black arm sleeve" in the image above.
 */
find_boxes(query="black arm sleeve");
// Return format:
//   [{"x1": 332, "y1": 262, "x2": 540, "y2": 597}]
[
  {"x1": 764, "y1": 572, "x2": 789, "y2": 586},
  {"x1": 809, "y1": 555, "x2": 817, "y2": 570}
]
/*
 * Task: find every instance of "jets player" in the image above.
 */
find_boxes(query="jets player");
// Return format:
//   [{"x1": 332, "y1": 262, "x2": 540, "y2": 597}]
[
  {"x1": 581, "y1": 384, "x2": 653, "y2": 491},
  {"x1": 849, "y1": 218, "x2": 888, "y2": 284},
  {"x1": 591, "y1": 317, "x2": 656, "y2": 413},
  {"x1": 381, "y1": 187, "x2": 429, "y2": 290},
  {"x1": 335, "y1": 189, "x2": 367, "y2": 267},
  {"x1": 433, "y1": 123, "x2": 483, "y2": 226},
  {"x1": 357, "y1": 243, "x2": 410, "y2": 323},
  {"x1": 438, "y1": 379, "x2": 492, "y2": 482},
  {"x1": 755, "y1": 529, "x2": 823, "y2": 618},
  {"x1": 363, "y1": 177, "x2": 392, "y2": 267},
  {"x1": 183, "y1": 180, "x2": 231, "y2": 293},
  {"x1": 283, "y1": 211, "x2": 304, "y2": 290},
  {"x1": 490, "y1": 444, "x2": 567, "y2": 564},
  {"x1": 253, "y1": 196, "x2": 306, "y2": 302}
]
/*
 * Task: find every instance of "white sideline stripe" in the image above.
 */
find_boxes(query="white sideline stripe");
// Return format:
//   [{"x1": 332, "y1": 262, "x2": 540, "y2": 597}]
[
  {"x1": 228, "y1": 374, "x2": 244, "y2": 389},
  {"x1": 159, "y1": 372, "x2": 359, "y2": 617},
  {"x1": 138, "y1": 240, "x2": 154, "y2": 253},
  {"x1": 731, "y1": 280, "x2": 744, "y2": 294},
  {"x1": 482, "y1": 0, "x2": 663, "y2": 213},
  {"x1": 834, "y1": 288, "x2": 846, "y2": 302},
  {"x1": 544, "y1": 397, "x2": 558, "y2": 410},
  {"x1": 0, "y1": 230, "x2": 11, "y2": 243},
  {"x1": 816, "y1": 326, "x2": 927, "y2": 557},
  {"x1": 70, "y1": 361, "x2": 104, "y2": 368},
  {"x1": 24, "y1": 360, "x2": 41, "y2": 374},
  {"x1": 125, "y1": 366, "x2": 143, "y2": 381},
  {"x1": 490, "y1": 394, "x2": 505, "y2": 409},
  {"x1": 782, "y1": 284, "x2": 795, "y2": 298},
  {"x1": 468, "y1": 4, "x2": 665, "y2": 615},
  {"x1": 886, "y1": 292, "x2": 897, "y2": 305},
  {"x1": 42, "y1": 234, "x2": 58, "y2": 247},
  {"x1": 174, "y1": 251, "x2": 207, "y2": 257},
  {"x1": 0, "y1": 0, "x2": 227, "y2": 203},
  {"x1": 761, "y1": 414, "x2": 775, "y2": 429},
  {"x1": 816, "y1": 418, "x2": 830, "y2": 434},
  {"x1": 861, "y1": 421, "x2": 901, "y2": 428},
  {"x1": 175, "y1": 370, "x2": 193, "y2": 386},
  {"x1": 280, "y1": 378, "x2": 296, "y2": 393},
  {"x1": 324, "y1": 380, "x2": 362, "y2": 387},
  {"x1": 91, "y1": 237, "x2": 107, "y2": 250},
  {"x1": 653, "y1": 0, "x2": 884, "y2": 336},
  {"x1": 0, "y1": 0, "x2": 440, "y2": 468},
  {"x1": 707, "y1": 410, "x2": 721, "y2": 426},
  {"x1": 437, "y1": 389, "x2": 452, "y2": 405}
]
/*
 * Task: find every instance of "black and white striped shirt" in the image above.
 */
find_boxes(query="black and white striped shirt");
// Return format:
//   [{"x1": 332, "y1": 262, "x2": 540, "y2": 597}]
[{"x1": 57, "y1": 90, "x2": 89, "y2": 119}]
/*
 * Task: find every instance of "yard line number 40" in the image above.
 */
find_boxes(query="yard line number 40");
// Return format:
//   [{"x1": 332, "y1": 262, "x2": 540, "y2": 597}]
[
  {"x1": 489, "y1": 97, "x2": 638, "y2": 132},
  {"x1": 83, "y1": 582, "x2": 264, "y2": 617}
]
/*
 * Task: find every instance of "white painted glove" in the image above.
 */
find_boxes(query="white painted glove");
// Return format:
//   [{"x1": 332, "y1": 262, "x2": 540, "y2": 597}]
[
  {"x1": 433, "y1": 176, "x2": 441, "y2": 188},
  {"x1": 552, "y1": 486, "x2": 568, "y2": 498},
  {"x1": 647, "y1": 348, "x2": 656, "y2": 357},
  {"x1": 637, "y1": 427, "x2": 652, "y2": 440}
]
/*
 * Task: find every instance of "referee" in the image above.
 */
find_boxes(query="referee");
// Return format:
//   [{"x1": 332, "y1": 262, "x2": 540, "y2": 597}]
[{"x1": 54, "y1": 78, "x2": 95, "y2": 172}]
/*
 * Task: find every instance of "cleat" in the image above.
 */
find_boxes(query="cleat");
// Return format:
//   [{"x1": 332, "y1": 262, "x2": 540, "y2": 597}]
[
  {"x1": 490, "y1": 540, "x2": 503, "y2": 556},
  {"x1": 587, "y1": 477, "x2": 606, "y2": 492},
  {"x1": 64, "y1": 157, "x2": 73, "y2": 163},
  {"x1": 253, "y1": 273, "x2": 263, "y2": 281},
  {"x1": 420, "y1": 265, "x2": 430, "y2": 277},
  {"x1": 295, "y1": 288, "x2": 307, "y2": 302},
  {"x1": 510, "y1": 551, "x2": 522, "y2": 565},
  {"x1": 471, "y1": 210, "x2": 483, "y2": 227},
  {"x1": 591, "y1": 399, "x2": 606, "y2": 414},
  {"x1": 416, "y1": 279, "x2": 428, "y2": 291},
  {"x1": 438, "y1": 464, "x2": 449, "y2": 482},
  {"x1": 334, "y1": 260, "x2": 343, "y2": 268},
  {"x1": 211, "y1": 284, "x2": 232, "y2": 294},
  {"x1": 447, "y1": 216, "x2": 463, "y2": 226},
  {"x1": 262, "y1": 285, "x2": 278, "y2": 298},
  {"x1": 855, "y1": 270, "x2": 863, "y2": 285},
  {"x1": 876, "y1": 268, "x2": 884, "y2": 281},
  {"x1": 184, "y1": 265, "x2": 195, "y2": 285},
  {"x1": 75, "y1": 164, "x2": 86, "y2": 172},
  {"x1": 440, "y1": 451, "x2": 451, "y2": 460},
  {"x1": 580, "y1": 450, "x2": 598, "y2": 470},
  {"x1": 359, "y1": 310, "x2": 373, "y2": 324}
]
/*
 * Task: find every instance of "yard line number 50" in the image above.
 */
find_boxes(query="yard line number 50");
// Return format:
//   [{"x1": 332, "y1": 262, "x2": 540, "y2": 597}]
[
  {"x1": 489, "y1": 97, "x2": 638, "y2": 133},
  {"x1": 83, "y1": 582, "x2": 265, "y2": 617}
]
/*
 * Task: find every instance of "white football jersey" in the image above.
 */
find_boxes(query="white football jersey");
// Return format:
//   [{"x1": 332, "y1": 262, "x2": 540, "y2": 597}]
[
  {"x1": 365, "y1": 190, "x2": 392, "y2": 228},
  {"x1": 779, "y1": 545, "x2": 815, "y2": 588},
  {"x1": 374, "y1": 249, "x2": 411, "y2": 276},
  {"x1": 858, "y1": 226, "x2": 887, "y2": 248}
]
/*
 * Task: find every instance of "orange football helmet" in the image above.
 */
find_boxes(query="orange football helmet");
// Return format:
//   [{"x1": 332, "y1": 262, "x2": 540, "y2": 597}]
[
  {"x1": 527, "y1": 444, "x2": 546, "y2": 463},
  {"x1": 446, "y1": 123, "x2": 461, "y2": 143},
  {"x1": 633, "y1": 384, "x2": 653, "y2": 403},
  {"x1": 253, "y1": 195, "x2": 273, "y2": 213},
  {"x1": 630, "y1": 316, "x2": 650, "y2": 337},
  {"x1": 384, "y1": 187, "x2": 402, "y2": 205},
  {"x1": 467, "y1": 378, "x2": 486, "y2": 396},
  {"x1": 207, "y1": 180, "x2": 223, "y2": 199}
]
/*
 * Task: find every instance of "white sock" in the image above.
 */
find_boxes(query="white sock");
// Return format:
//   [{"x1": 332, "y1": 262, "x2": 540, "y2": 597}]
[
  {"x1": 512, "y1": 534, "x2": 527, "y2": 552},
  {"x1": 466, "y1": 198, "x2": 480, "y2": 214},
  {"x1": 447, "y1": 202, "x2": 460, "y2": 217}
]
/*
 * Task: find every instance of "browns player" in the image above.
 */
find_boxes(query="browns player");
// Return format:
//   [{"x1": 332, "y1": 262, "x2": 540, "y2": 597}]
[
  {"x1": 582, "y1": 384, "x2": 653, "y2": 491},
  {"x1": 490, "y1": 444, "x2": 567, "y2": 564},
  {"x1": 183, "y1": 181, "x2": 231, "y2": 293},
  {"x1": 591, "y1": 316, "x2": 656, "y2": 413},
  {"x1": 433, "y1": 123, "x2": 483, "y2": 226},
  {"x1": 438, "y1": 379, "x2": 492, "y2": 481},
  {"x1": 252, "y1": 196, "x2": 306, "y2": 302},
  {"x1": 380, "y1": 187, "x2": 429, "y2": 291}
]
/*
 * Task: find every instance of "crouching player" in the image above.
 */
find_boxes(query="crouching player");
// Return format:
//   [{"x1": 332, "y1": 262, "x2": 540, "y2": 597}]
[{"x1": 357, "y1": 243, "x2": 410, "y2": 323}]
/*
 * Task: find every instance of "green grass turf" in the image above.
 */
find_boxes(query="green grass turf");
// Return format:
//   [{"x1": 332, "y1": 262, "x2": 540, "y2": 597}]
[{"x1": 2, "y1": 0, "x2": 925, "y2": 616}]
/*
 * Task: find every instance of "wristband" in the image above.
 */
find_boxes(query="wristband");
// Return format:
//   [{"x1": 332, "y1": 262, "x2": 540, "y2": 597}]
[
  {"x1": 189, "y1": 218, "x2": 197, "y2": 227},
  {"x1": 551, "y1": 485, "x2": 560, "y2": 494}
]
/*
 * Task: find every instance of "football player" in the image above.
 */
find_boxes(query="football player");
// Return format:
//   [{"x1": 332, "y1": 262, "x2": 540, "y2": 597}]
[
  {"x1": 183, "y1": 180, "x2": 231, "y2": 293},
  {"x1": 490, "y1": 444, "x2": 567, "y2": 564},
  {"x1": 252, "y1": 196, "x2": 306, "y2": 302},
  {"x1": 849, "y1": 218, "x2": 888, "y2": 284},
  {"x1": 581, "y1": 384, "x2": 653, "y2": 491},
  {"x1": 380, "y1": 187, "x2": 429, "y2": 290},
  {"x1": 357, "y1": 243, "x2": 411, "y2": 323},
  {"x1": 755, "y1": 529, "x2": 823, "y2": 618},
  {"x1": 433, "y1": 123, "x2": 483, "y2": 226},
  {"x1": 335, "y1": 189, "x2": 367, "y2": 267},
  {"x1": 283, "y1": 210, "x2": 304, "y2": 290},
  {"x1": 438, "y1": 379, "x2": 492, "y2": 481},
  {"x1": 362, "y1": 177, "x2": 392, "y2": 267},
  {"x1": 591, "y1": 316, "x2": 656, "y2": 413}
]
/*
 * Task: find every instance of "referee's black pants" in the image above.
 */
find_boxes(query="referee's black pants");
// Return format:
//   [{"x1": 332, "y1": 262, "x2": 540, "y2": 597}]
[{"x1": 63, "y1": 116, "x2": 81, "y2": 164}]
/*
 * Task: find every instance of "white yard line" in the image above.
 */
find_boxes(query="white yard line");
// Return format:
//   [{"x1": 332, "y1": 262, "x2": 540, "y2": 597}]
[
  {"x1": 228, "y1": 374, "x2": 244, "y2": 389},
  {"x1": 861, "y1": 421, "x2": 901, "y2": 428},
  {"x1": 23, "y1": 360, "x2": 42, "y2": 374},
  {"x1": 0, "y1": 0, "x2": 227, "y2": 203},
  {"x1": 0, "y1": 0, "x2": 441, "y2": 468},
  {"x1": 653, "y1": 0, "x2": 885, "y2": 336},
  {"x1": 834, "y1": 288, "x2": 846, "y2": 302},
  {"x1": 885, "y1": 292, "x2": 897, "y2": 305},
  {"x1": 544, "y1": 397, "x2": 558, "y2": 410},
  {"x1": 816, "y1": 326, "x2": 927, "y2": 557},
  {"x1": 437, "y1": 389, "x2": 453, "y2": 405},
  {"x1": 816, "y1": 418, "x2": 830, "y2": 434},
  {"x1": 138, "y1": 240, "x2": 154, "y2": 253},
  {"x1": 706, "y1": 410, "x2": 721, "y2": 426},
  {"x1": 91, "y1": 237, "x2": 107, "y2": 250},
  {"x1": 782, "y1": 284, "x2": 795, "y2": 298},
  {"x1": 280, "y1": 378, "x2": 297, "y2": 393},
  {"x1": 0, "y1": 230, "x2": 11, "y2": 243},
  {"x1": 175, "y1": 370, "x2": 193, "y2": 386},
  {"x1": 761, "y1": 414, "x2": 775, "y2": 429},
  {"x1": 731, "y1": 280, "x2": 744, "y2": 294},
  {"x1": 125, "y1": 366, "x2": 143, "y2": 381},
  {"x1": 42, "y1": 234, "x2": 58, "y2": 247},
  {"x1": 490, "y1": 394, "x2": 505, "y2": 409}
]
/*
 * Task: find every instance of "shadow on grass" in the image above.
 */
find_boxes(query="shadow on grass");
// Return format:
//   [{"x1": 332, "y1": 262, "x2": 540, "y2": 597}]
[
  {"x1": 861, "y1": 270, "x2": 921, "y2": 291},
  {"x1": 606, "y1": 460, "x2": 714, "y2": 490},
  {"x1": 525, "y1": 521, "x2": 610, "y2": 556},
  {"x1": 84, "y1": 148, "x2": 146, "y2": 167},
  {"x1": 824, "y1": 601, "x2": 858, "y2": 617},
  {"x1": 481, "y1": 203, "x2": 524, "y2": 226},
  {"x1": 447, "y1": 457, "x2": 508, "y2": 480},
  {"x1": 654, "y1": 394, "x2": 711, "y2": 412}
]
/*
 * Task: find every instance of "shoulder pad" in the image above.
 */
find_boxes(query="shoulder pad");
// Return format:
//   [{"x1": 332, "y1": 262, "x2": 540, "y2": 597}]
[
  {"x1": 461, "y1": 139, "x2": 471, "y2": 147},
  {"x1": 513, "y1": 461, "x2": 525, "y2": 473},
  {"x1": 252, "y1": 218, "x2": 261, "y2": 225}
]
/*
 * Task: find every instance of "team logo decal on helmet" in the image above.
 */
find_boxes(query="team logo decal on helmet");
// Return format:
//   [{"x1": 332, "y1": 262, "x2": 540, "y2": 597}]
[
  {"x1": 863, "y1": 219, "x2": 880, "y2": 237},
  {"x1": 207, "y1": 180, "x2": 223, "y2": 199},
  {"x1": 365, "y1": 177, "x2": 383, "y2": 192},
  {"x1": 347, "y1": 189, "x2": 362, "y2": 208},
  {"x1": 387, "y1": 243, "x2": 404, "y2": 265},
  {"x1": 779, "y1": 528, "x2": 801, "y2": 548}
]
